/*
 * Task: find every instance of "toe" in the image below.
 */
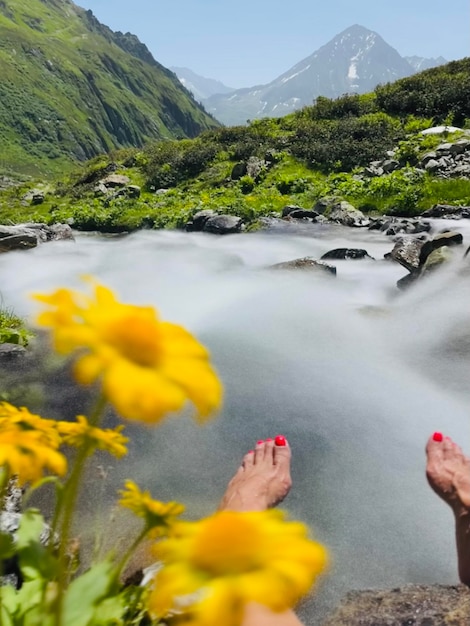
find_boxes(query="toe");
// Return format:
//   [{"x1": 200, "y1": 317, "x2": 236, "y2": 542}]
[
  {"x1": 242, "y1": 450, "x2": 254, "y2": 469},
  {"x1": 273, "y1": 435, "x2": 292, "y2": 467},
  {"x1": 426, "y1": 433, "x2": 445, "y2": 461},
  {"x1": 254, "y1": 440, "x2": 265, "y2": 464},
  {"x1": 264, "y1": 438, "x2": 275, "y2": 463}
]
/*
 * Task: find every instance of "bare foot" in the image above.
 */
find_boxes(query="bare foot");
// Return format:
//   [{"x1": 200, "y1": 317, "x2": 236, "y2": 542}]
[
  {"x1": 426, "y1": 433, "x2": 470, "y2": 585},
  {"x1": 218, "y1": 437, "x2": 292, "y2": 512},
  {"x1": 426, "y1": 434, "x2": 470, "y2": 516}
]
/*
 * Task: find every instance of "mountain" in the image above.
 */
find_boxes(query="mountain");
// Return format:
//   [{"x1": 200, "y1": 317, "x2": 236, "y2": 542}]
[
  {"x1": 0, "y1": 0, "x2": 219, "y2": 175},
  {"x1": 404, "y1": 55, "x2": 448, "y2": 72},
  {"x1": 170, "y1": 67, "x2": 235, "y2": 102},
  {"x1": 203, "y1": 25, "x2": 440, "y2": 125}
]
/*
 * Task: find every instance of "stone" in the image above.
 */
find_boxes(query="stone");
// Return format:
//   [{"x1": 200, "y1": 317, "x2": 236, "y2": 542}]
[
  {"x1": 281, "y1": 205, "x2": 304, "y2": 218},
  {"x1": 419, "y1": 231, "x2": 463, "y2": 265},
  {"x1": 421, "y1": 204, "x2": 463, "y2": 218},
  {"x1": 49, "y1": 224, "x2": 75, "y2": 240},
  {"x1": 100, "y1": 174, "x2": 130, "y2": 187},
  {"x1": 0, "y1": 233, "x2": 37, "y2": 252},
  {"x1": 0, "y1": 343, "x2": 27, "y2": 359},
  {"x1": 203, "y1": 215, "x2": 243, "y2": 235},
  {"x1": 388, "y1": 238, "x2": 425, "y2": 272},
  {"x1": 435, "y1": 142, "x2": 454, "y2": 156},
  {"x1": 424, "y1": 159, "x2": 441, "y2": 172},
  {"x1": 126, "y1": 185, "x2": 141, "y2": 198},
  {"x1": 287, "y1": 209, "x2": 319, "y2": 220},
  {"x1": 381, "y1": 159, "x2": 400, "y2": 173},
  {"x1": 186, "y1": 209, "x2": 216, "y2": 232},
  {"x1": 246, "y1": 156, "x2": 266, "y2": 180},
  {"x1": 420, "y1": 151, "x2": 437, "y2": 165},
  {"x1": 321, "y1": 248, "x2": 373, "y2": 260},
  {"x1": 313, "y1": 196, "x2": 341, "y2": 214},
  {"x1": 93, "y1": 182, "x2": 108, "y2": 197},
  {"x1": 328, "y1": 201, "x2": 369, "y2": 227},
  {"x1": 421, "y1": 246, "x2": 453, "y2": 274},
  {"x1": 323, "y1": 584, "x2": 470, "y2": 625},
  {"x1": 270, "y1": 257, "x2": 336, "y2": 275}
]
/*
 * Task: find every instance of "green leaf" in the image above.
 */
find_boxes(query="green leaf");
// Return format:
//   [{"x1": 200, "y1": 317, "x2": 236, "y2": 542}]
[
  {"x1": 0, "y1": 531, "x2": 15, "y2": 559},
  {"x1": 62, "y1": 559, "x2": 119, "y2": 626},
  {"x1": 17, "y1": 509, "x2": 58, "y2": 580}
]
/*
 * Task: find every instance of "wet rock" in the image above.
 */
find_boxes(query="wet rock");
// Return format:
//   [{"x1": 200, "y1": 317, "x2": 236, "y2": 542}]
[
  {"x1": 281, "y1": 205, "x2": 305, "y2": 218},
  {"x1": 287, "y1": 209, "x2": 319, "y2": 220},
  {"x1": 0, "y1": 223, "x2": 74, "y2": 252},
  {"x1": 389, "y1": 238, "x2": 425, "y2": 272},
  {"x1": 322, "y1": 584, "x2": 470, "y2": 625},
  {"x1": 421, "y1": 204, "x2": 466, "y2": 219},
  {"x1": 419, "y1": 231, "x2": 463, "y2": 265},
  {"x1": 421, "y1": 246, "x2": 454, "y2": 274},
  {"x1": 270, "y1": 257, "x2": 336, "y2": 275},
  {"x1": 0, "y1": 233, "x2": 37, "y2": 252},
  {"x1": 321, "y1": 248, "x2": 373, "y2": 260},
  {"x1": 203, "y1": 215, "x2": 243, "y2": 235}
]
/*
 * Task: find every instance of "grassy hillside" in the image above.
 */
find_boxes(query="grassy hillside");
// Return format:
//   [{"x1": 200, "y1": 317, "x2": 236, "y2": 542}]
[
  {"x1": 0, "y1": 0, "x2": 219, "y2": 176},
  {"x1": 1, "y1": 57, "x2": 470, "y2": 229}
]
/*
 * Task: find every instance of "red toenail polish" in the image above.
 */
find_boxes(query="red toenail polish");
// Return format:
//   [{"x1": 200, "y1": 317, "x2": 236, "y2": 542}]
[
  {"x1": 275, "y1": 435, "x2": 287, "y2": 446},
  {"x1": 432, "y1": 432, "x2": 443, "y2": 442},
  {"x1": 248, "y1": 450, "x2": 254, "y2": 454},
  {"x1": 256, "y1": 440, "x2": 264, "y2": 445},
  {"x1": 265, "y1": 438, "x2": 273, "y2": 442}
]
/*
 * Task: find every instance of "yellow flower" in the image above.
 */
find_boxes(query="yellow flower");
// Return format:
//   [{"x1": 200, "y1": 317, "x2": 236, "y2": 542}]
[
  {"x1": 147, "y1": 510, "x2": 328, "y2": 625},
  {"x1": 0, "y1": 423, "x2": 67, "y2": 485},
  {"x1": 57, "y1": 415, "x2": 128, "y2": 458},
  {"x1": 0, "y1": 402, "x2": 60, "y2": 447},
  {"x1": 119, "y1": 480, "x2": 184, "y2": 534},
  {"x1": 34, "y1": 280, "x2": 223, "y2": 425}
]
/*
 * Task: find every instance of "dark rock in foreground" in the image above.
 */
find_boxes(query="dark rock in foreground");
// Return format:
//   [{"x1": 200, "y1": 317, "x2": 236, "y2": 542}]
[
  {"x1": 0, "y1": 223, "x2": 74, "y2": 253},
  {"x1": 203, "y1": 215, "x2": 244, "y2": 235},
  {"x1": 323, "y1": 584, "x2": 470, "y2": 625}
]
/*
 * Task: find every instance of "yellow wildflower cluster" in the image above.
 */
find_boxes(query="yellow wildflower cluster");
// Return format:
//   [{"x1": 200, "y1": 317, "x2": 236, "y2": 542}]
[
  {"x1": 34, "y1": 280, "x2": 223, "y2": 425},
  {"x1": 0, "y1": 403, "x2": 66, "y2": 485},
  {"x1": 57, "y1": 415, "x2": 128, "y2": 458},
  {"x1": 148, "y1": 509, "x2": 328, "y2": 625}
]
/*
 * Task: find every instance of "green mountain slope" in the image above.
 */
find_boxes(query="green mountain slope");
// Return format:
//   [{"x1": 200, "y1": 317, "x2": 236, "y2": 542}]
[{"x1": 0, "y1": 0, "x2": 219, "y2": 175}]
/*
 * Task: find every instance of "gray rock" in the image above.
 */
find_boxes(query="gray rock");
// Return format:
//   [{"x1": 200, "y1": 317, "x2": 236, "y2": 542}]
[
  {"x1": 420, "y1": 151, "x2": 437, "y2": 165},
  {"x1": 381, "y1": 159, "x2": 400, "y2": 173},
  {"x1": 421, "y1": 246, "x2": 453, "y2": 274},
  {"x1": 270, "y1": 257, "x2": 336, "y2": 275},
  {"x1": 287, "y1": 209, "x2": 319, "y2": 220},
  {"x1": 419, "y1": 231, "x2": 463, "y2": 265},
  {"x1": 246, "y1": 156, "x2": 266, "y2": 180},
  {"x1": 389, "y1": 238, "x2": 425, "y2": 272},
  {"x1": 0, "y1": 344, "x2": 27, "y2": 360},
  {"x1": 421, "y1": 204, "x2": 464, "y2": 218},
  {"x1": 203, "y1": 215, "x2": 243, "y2": 235},
  {"x1": 0, "y1": 233, "x2": 37, "y2": 252},
  {"x1": 435, "y1": 142, "x2": 454, "y2": 156},
  {"x1": 424, "y1": 159, "x2": 441, "y2": 172},
  {"x1": 323, "y1": 584, "x2": 470, "y2": 625},
  {"x1": 321, "y1": 248, "x2": 373, "y2": 260},
  {"x1": 186, "y1": 209, "x2": 216, "y2": 232},
  {"x1": 93, "y1": 182, "x2": 108, "y2": 197},
  {"x1": 313, "y1": 196, "x2": 341, "y2": 214},
  {"x1": 328, "y1": 201, "x2": 369, "y2": 227},
  {"x1": 281, "y1": 205, "x2": 304, "y2": 218},
  {"x1": 49, "y1": 224, "x2": 75, "y2": 241},
  {"x1": 100, "y1": 174, "x2": 130, "y2": 187},
  {"x1": 126, "y1": 185, "x2": 141, "y2": 198}
]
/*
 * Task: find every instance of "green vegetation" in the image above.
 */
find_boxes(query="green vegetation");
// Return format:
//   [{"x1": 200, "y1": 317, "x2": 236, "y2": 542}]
[
  {"x1": 0, "y1": 0, "x2": 219, "y2": 176},
  {"x1": 1, "y1": 56, "x2": 470, "y2": 230},
  {"x1": 0, "y1": 304, "x2": 32, "y2": 346}
]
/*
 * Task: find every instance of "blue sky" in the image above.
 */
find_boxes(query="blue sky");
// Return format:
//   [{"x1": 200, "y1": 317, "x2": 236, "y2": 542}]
[{"x1": 77, "y1": 0, "x2": 469, "y2": 88}]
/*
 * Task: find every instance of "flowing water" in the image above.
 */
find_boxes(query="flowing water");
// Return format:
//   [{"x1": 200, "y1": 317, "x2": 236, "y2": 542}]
[{"x1": 1, "y1": 220, "x2": 470, "y2": 623}]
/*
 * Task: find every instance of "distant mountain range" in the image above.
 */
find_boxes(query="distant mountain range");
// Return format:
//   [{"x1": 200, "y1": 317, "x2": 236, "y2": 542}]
[
  {"x1": 170, "y1": 67, "x2": 235, "y2": 101},
  {"x1": 173, "y1": 25, "x2": 447, "y2": 125}
]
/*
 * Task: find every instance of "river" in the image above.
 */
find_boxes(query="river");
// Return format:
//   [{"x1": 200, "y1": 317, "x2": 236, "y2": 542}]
[{"x1": 1, "y1": 220, "x2": 470, "y2": 623}]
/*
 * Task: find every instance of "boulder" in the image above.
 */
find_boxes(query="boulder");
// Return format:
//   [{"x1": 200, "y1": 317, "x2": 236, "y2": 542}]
[
  {"x1": 321, "y1": 248, "x2": 373, "y2": 260},
  {"x1": 281, "y1": 205, "x2": 304, "y2": 218},
  {"x1": 388, "y1": 237, "x2": 425, "y2": 272},
  {"x1": 419, "y1": 231, "x2": 463, "y2": 265},
  {"x1": 323, "y1": 584, "x2": 470, "y2": 625},
  {"x1": 421, "y1": 204, "x2": 465, "y2": 218},
  {"x1": 270, "y1": 257, "x2": 336, "y2": 275},
  {"x1": 246, "y1": 156, "x2": 266, "y2": 180},
  {"x1": 203, "y1": 215, "x2": 243, "y2": 235},
  {"x1": 313, "y1": 196, "x2": 341, "y2": 214},
  {"x1": 424, "y1": 159, "x2": 441, "y2": 172},
  {"x1": 421, "y1": 246, "x2": 453, "y2": 274},
  {"x1": 0, "y1": 223, "x2": 74, "y2": 252},
  {"x1": 186, "y1": 209, "x2": 217, "y2": 232},
  {"x1": 0, "y1": 233, "x2": 37, "y2": 252},
  {"x1": 328, "y1": 201, "x2": 369, "y2": 227},
  {"x1": 100, "y1": 174, "x2": 130, "y2": 187},
  {"x1": 381, "y1": 159, "x2": 400, "y2": 173},
  {"x1": 126, "y1": 185, "x2": 141, "y2": 198},
  {"x1": 0, "y1": 343, "x2": 27, "y2": 360}
]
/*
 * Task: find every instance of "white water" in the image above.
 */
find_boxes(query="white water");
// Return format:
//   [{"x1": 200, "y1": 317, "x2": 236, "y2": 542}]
[{"x1": 1, "y1": 221, "x2": 470, "y2": 623}]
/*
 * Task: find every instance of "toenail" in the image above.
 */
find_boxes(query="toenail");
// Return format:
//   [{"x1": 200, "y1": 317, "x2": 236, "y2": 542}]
[
  {"x1": 265, "y1": 438, "x2": 273, "y2": 442},
  {"x1": 248, "y1": 450, "x2": 254, "y2": 454},
  {"x1": 432, "y1": 432, "x2": 443, "y2": 442},
  {"x1": 256, "y1": 440, "x2": 264, "y2": 445},
  {"x1": 275, "y1": 435, "x2": 287, "y2": 446}
]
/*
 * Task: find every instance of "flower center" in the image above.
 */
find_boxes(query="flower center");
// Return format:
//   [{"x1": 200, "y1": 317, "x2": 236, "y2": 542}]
[
  {"x1": 191, "y1": 513, "x2": 262, "y2": 575},
  {"x1": 105, "y1": 312, "x2": 163, "y2": 367}
]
